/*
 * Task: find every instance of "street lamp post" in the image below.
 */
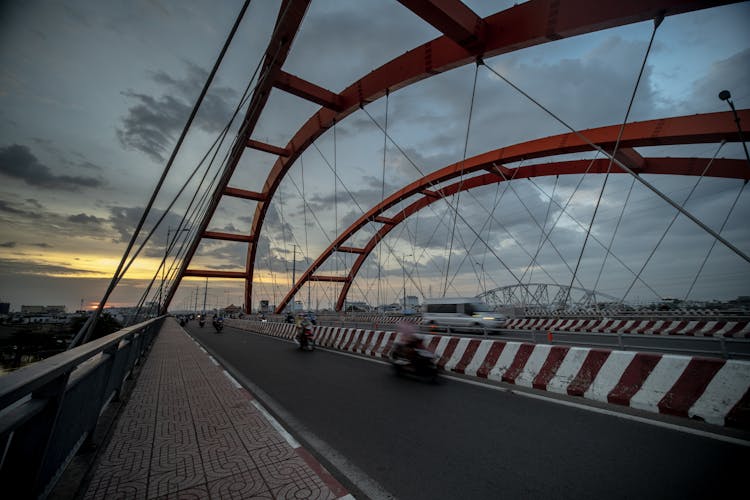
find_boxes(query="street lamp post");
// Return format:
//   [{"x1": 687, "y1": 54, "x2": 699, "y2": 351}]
[{"x1": 719, "y1": 90, "x2": 750, "y2": 166}]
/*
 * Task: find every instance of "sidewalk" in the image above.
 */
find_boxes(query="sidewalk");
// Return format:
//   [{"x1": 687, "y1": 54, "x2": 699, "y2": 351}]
[{"x1": 83, "y1": 318, "x2": 352, "y2": 499}]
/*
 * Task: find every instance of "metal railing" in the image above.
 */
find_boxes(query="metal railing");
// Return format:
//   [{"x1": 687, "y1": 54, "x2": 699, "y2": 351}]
[{"x1": 0, "y1": 316, "x2": 164, "y2": 499}]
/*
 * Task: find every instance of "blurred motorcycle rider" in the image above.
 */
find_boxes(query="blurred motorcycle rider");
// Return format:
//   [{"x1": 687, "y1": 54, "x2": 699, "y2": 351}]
[
  {"x1": 394, "y1": 321, "x2": 423, "y2": 360},
  {"x1": 293, "y1": 313, "x2": 310, "y2": 345}
]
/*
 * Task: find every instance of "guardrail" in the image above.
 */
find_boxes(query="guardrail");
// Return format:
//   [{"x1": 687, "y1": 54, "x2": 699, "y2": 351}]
[{"x1": 0, "y1": 316, "x2": 164, "y2": 499}]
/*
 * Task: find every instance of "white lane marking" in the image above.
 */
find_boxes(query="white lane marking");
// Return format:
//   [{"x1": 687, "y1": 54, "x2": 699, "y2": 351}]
[
  {"x1": 222, "y1": 369, "x2": 242, "y2": 389},
  {"x1": 238, "y1": 328, "x2": 750, "y2": 447},
  {"x1": 441, "y1": 374, "x2": 750, "y2": 448},
  {"x1": 251, "y1": 400, "x2": 301, "y2": 449}
]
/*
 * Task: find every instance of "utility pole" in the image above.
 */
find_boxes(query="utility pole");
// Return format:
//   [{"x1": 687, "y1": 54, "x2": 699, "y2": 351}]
[
  {"x1": 402, "y1": 254, "x2": 412, "y2": 313},
  {"x1": 291, "y1": 245, "x2": 297, "y2": 312},
  {"x1": 202, "y1": 278, "x2": 208, "y2": 316}
]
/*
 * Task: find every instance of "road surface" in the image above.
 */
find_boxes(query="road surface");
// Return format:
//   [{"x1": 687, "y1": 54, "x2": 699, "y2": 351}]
[{"x1": 185, "y1": 322, "x2": 748, "y2": 499}]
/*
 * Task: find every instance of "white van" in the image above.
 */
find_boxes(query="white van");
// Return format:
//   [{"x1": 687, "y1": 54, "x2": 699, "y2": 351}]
[{"x1": 421, "y1": 297, "x2": 506, "y2": 331}]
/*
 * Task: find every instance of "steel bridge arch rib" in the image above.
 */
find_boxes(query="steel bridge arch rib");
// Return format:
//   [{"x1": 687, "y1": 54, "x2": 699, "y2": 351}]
[
  {"x1": 240, "y1": 0, "x2": 736, "y2": 313},
  {"x1": 272, "y1": 111, "x2": 749, "y2": 313}
]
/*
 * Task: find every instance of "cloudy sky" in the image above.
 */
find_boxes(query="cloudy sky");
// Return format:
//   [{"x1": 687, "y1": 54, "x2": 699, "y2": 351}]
[{"x1": 1, "y1": 0, "x2": 749, "y2": 313}]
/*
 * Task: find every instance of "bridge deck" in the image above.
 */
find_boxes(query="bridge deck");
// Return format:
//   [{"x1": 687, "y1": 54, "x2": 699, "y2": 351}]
[{"x1": 83, "y1": 319, "x2": 348, "y2": 499}]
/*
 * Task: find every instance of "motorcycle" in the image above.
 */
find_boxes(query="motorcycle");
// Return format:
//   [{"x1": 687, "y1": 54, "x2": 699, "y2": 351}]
[
  {"x1": 390, "y1": 343, "x2": 438, "y2": 381},
  {"x1": 297, "y1": 325, "x2": 315, "y2": 351},
  {"x1": 213, "y1": 318, "x2": 224, "y2": 333},
  {"x1": 199, "y1": 318, "x2": 205, "y2": 328}
]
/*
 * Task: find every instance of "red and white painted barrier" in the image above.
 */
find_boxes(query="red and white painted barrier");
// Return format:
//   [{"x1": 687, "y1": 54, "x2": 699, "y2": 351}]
[
  {"x1": 504, "y1": 318, "x2": 750, "y2": 337},
  {"x1": 226, "y1": 320, "x2": 750, "y2": 428}
]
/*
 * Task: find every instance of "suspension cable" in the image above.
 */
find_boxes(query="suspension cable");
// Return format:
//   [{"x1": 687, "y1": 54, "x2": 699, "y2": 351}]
[
  {"x1": 529, "y1": 174, "x2": 559, "y2": 284},
  {"x1": 360, "y1": 105, "x2": 544, "y2": 307},
  {"x1": 379, "y1": 91, "x2": 389, "y2": 308},
  {"x1": 480, "y1": 179, "x2": 504, "y2": 294},
  {"x1": 77, "y1": 0, "x2": 255, "y2": 344},
  {"x1": 516, "y1": 155, "x2": 599, "y2": 284},
  {"x1": 444, "y1": 61, "x2": 480, "y2": 297},
  {"x1": 443, "y1": 169, "x2": 571, "y2": 293},
  {"x1": 564, "y1": 14, "x2": 663, "y2": 307},
  {"x1": 492, "y1": 164, "x2": 586, "y2": 289},
  {"x1": 481, "y1": 49, "x2": 749, "y2": 265},
  {"x1": 301, "y1": 155, "x2": 311, "y2": 309},
  {"x1": 684, "y1": 179, "x2": 748, "y2": 300},
  {"x1": 620, "y1": 142, "x2": 726, "y2": 302},
  {"x1": 527, "y1": 176, "x2": 662, "y2": 299},
  {"x1": 592, "y1": 174, "x2": 637, "y2": 301}
]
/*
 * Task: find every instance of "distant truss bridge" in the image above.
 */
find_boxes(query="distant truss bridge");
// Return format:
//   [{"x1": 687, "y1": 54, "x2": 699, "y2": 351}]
[{"x1": 479, "y1": 283, "x2": 622, "y2": 311}]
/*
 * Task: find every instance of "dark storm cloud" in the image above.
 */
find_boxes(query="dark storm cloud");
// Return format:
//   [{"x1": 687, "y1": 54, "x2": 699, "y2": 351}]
[
  {"x1": 0, "y1": 241, "x2": 16, "y2": 248},
  {"x1": 681, "y1": 48, "x2": 750, "y2": 113},
  {"x1": 0, "y1": 257, "x2": 102, "y2": 277},
  {"x1": 68, "y1": 213, "x2": 106, "y2": 225},
  {"x1": 0, "y1": 197, "x2": 114, "y2": 240},
  {"x1": 370, "y1": 35, "x2": 662, "y2": 167},
  {"x1": 0, "y1": 199, "x2": 31, "y2": 216},
  {"x1": 261, "y1": 203, "x2": 295, "y2": 243},
  {"x1": 24, "y1": 198, "x2": 44, "y2": 209},
  {"x1": 108, "y1": 206, "x2": 146, "y2": 243},
  {"x1": 117, "y1": 62, "x2": 238, "y2": 162},
  {"x1": 0, "y1": 144, "x2": 104, "y2": 191},
  {"x1": 30, "y1": 138, "x2": 104, "y2": 173},
  {"x1": 284, "y1": 1, "x2": 437, "y2": 90},
  {"x1": 106, "y1": 205, "x2": 195, "y2": 258}
]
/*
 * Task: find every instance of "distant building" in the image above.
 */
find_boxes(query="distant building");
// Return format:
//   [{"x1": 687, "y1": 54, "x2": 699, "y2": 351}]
[
  {"x1": 21, "y1": 305, "x2": 45, "y2": 314},
  {"x1": 20, "y1": 305, "x2": 67, "y2": 315},
  {"x1": 222, "y1": 304, "x2": 243, "y2": 317},
  {"x1": 0, "y1": 302, "x2": 9, "y2": 315},
  {"x1": 344, "y1": 301, "x2": 370, "y2": 312},
  {"x1": 401, "y1": 295, "x2": 419, "y2": 308}
]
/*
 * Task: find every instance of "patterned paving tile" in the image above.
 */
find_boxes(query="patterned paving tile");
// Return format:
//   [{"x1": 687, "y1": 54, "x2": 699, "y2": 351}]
[
  {"x1": 205, "y1": 469, "x2": 273, "y2": 500},
  {"x1": 96, "y1": 438, "x2": 152, "y2": 470},
  {"x1": 257, "y1": 456, "x2": 334, "y2": 498},
  {"x1": 149, "y1": 460, "x2": 206, "y2": 499},
  {"x1": 152, "y1": 484, "x2": 211, "y2": 500},
  {"x1": 236, "y1": 422, "x2": 287, "y2": 451},
  {"x1": 84, "y1": 320, "x2": 348, "y2": 500},
  {"x1": 249, "y1": 442, "x2": 298, "y2": 468},
  {"x1": 83, "y1": 467, "x2": 149, "y2": 500}
]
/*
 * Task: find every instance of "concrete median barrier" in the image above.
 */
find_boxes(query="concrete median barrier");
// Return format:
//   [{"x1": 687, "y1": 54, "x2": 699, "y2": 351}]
[{"x1": 227, "y1": 319, "x2": 750, "y2": 429}]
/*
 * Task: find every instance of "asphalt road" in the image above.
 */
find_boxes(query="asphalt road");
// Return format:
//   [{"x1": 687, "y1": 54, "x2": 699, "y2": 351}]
[{"x1": 186, "y1": 322, "x2": 748, "y2": 500}]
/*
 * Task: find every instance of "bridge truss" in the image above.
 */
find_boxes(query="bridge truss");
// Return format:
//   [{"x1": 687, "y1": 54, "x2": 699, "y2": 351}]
[
  {"x1": 479, "y1": 283, "x2": 621, "y2": 311},
  {"x1": 152, "y1": 0, "x2": 748, "y2": 316}
]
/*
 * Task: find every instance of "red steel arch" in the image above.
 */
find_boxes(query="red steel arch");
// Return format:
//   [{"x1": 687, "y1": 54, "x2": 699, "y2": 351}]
[
  {"x1": 273, "y1": 110, "x2": 750, "y2": 313},
  {"x1": 164, "y1": 1, "x2": 738, "y2": 313},
  {"x1": 239, "y1": 1, "x2": 735, "y2": 313}
]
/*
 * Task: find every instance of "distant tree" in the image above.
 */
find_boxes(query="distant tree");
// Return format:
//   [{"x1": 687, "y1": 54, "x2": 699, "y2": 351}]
[{"x1": 69, "y1": 313, "x2": 124, "y2": 342}]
